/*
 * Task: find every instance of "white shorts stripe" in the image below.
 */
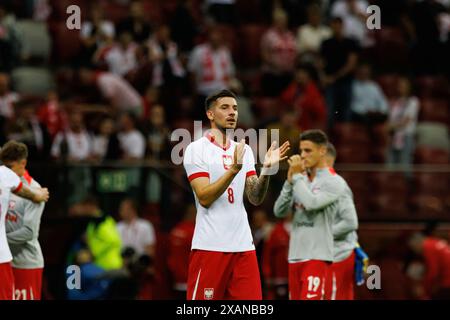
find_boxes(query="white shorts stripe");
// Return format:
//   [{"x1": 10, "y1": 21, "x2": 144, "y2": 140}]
[{"x1": 192, "y1": 269, "x2": 202, "y2": 300}]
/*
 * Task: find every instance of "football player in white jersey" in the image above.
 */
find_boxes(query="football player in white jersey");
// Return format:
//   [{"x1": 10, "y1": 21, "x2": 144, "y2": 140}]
[{"x1": 183, "y1": 89, "x2": 290, "y2": 300}]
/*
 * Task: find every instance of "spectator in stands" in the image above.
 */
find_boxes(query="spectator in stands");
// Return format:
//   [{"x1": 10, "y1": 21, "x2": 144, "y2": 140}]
[
  {"x1": 262, "y1": 213, "x2": 292, "y2": 300},
  {"x1": 296, "y1": 4, "x2": 332, "y2": 64},
  {"x1": 117, "y1": 112, "x2": 145, "y2": 161},
  {"x1": 280, "y1": 64, "x2": 327, "y2": 131},
  {"x1": 79, "y1": 68, "x2": 143, "y2": 116},
  {"x1": 147, "y1": 25, "x2": 185, "y2": 88},
  {"x1": 116, "y1": 0, "x2": 151, "y2": 43},
  {"x1": 408, "y1": 232, "x2": 450, "y2": 299},
  {"x1": 386, "y1": 76, "x2": 420, "y2": 168},
  {"x1": 79, "y1": 4, "x2": 115, "y2": 67},
  {"x1": 147, "y1": 24, "x2": 186, "y2": 108},
  {"x1": 266, "y1": 108, "x2": 301, "y2": 156},
  {"x1": 100, "y1": 31, "x2": 138, "y2": 77},
  {"x1": 168, "y1": 204, "x2": 196, "y2": 299},
  {"x1": 51, "y1": 110, "x2": 93, "y2": 204},
  {"x1": 170, "y1": 0, "x2": 199, "y2": 53},
  {"x1": 117, "y1": 198, "x2": 156, "y2": 259},
  {"x1": 319, "y1": 16, "x2": 359, "y2": 129},
  {"x1": 83, "y1": 197, "x2": 124, "y2": 271},
  {"x1": 205, "y1": 0, "x2": 237, "y2": 25},
  {"x1": 0, "y1": 72, "x2": 19, "y2": 119},
  {"x1": 51, "y1": 111, "x2": 92, "y2": 161},
  {"x1": 330, "y1": 0, "x2": 372, "y2": 47},
  {"x1": 0, "y1": 4, "x2": 21, "y2": 71},
  {"x1": 261, "y1": 9, "x2": 297, "y2": 96},
  {"x1": 67, "y1": 248, "x2": 111, "y2": 300},
  {"x1": 7, "y1": 100, "x2": 51, "y2": 161},
  {"x1": 92, "y1": 117, "x2": 122, "y2": 161},
  {"x1": 37, "y1": 91, "x2": 67, "y2": 140},
  {"x1": 188, "y1": 26, "x2": 236, "y2": 118},
  {"x1": 350, "y1": 63, "x2": 388, "y2": 123},
  {"x1": 144, "y1": 105, "x2": 170, "y2": 161}
]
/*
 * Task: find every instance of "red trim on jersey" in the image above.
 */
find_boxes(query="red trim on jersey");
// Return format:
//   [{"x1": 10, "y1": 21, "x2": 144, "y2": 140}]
[
  {"x1": 23, "y1": 170, "x2": 32, "y2": 184},
  {"x1": 205, "y1": 132, "x2": 231, "y2": 151},
  {"x1": 328, "y1": 167, "x2": 336, "y2": 175},
  {"x1": 246, "y1": 170, "x2": 257, "y2": 177},
  {"x1": 13, "y1": 181, "x2": 23, "y2": 193},
  {"x1": 188, "y1": 172, "x2": 210, "y2": 182}
]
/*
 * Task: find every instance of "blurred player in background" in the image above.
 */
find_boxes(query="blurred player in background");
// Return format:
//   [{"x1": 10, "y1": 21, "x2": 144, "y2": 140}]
[
  {"x1": 183, "y1": 89, "x2": 290, "y2": 300},
  {"x1": 274, "y1": 130, "x2": 346, "y2": 300},
  {"x1": 3, "y1": 141, "x2": 46, "y2": 300},
  {"x1": 323, "y1": 142, "x2": 360, "y2": 300},
  {"x1": 0, "y1": 140, "x2": 49, "y2": 300}
]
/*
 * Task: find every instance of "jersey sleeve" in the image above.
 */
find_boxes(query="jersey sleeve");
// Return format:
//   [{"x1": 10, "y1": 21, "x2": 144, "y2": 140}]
[
  {"x1": 244, "y1": 145, "x2": 257, "y2": 178},
  {"x1": 183, "y1": 143, "x2": 209, "y2": 182},
  {"x1": 1, "y1": 166, "x2": 22, "y2": 192}
]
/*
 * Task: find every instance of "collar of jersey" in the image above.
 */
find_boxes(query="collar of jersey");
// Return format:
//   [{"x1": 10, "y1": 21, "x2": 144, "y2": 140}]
[{"x1": 205, "y1": 132, "x2": 231, "y2": 151}]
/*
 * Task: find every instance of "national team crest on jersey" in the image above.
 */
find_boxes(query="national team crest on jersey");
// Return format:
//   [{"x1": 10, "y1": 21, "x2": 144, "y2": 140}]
[
  {"x1": 204, "y1": 288, "x2": 214, "y2": 300},
  {"x1": 222, "y1": 155, "x2": 233, "y2": 170},
  {"x1": 8, "y1": 200, "x2": 16, "y2": 210}
]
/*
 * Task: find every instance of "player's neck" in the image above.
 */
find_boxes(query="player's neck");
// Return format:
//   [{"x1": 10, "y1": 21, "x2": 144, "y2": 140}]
[
  {"x1": 309, "y1": 160, "x2": 328, "y2": 180},
  {"x1": 209, "y1": 127, "x2": 229, "y2": 148}
]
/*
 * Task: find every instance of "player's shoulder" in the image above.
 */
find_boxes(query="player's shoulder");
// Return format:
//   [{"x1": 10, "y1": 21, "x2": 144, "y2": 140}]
[
  {"x1": 29, "y1": 178, "x2": 41, "y2": 188},
  {"x1": 186, "y1": 137, "x2": 208, "y2": 152}
]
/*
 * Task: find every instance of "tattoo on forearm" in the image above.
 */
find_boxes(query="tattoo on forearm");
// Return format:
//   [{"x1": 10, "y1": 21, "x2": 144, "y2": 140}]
[{"x1": 246, "y1": 174, "x2": 270, "y2": 205}]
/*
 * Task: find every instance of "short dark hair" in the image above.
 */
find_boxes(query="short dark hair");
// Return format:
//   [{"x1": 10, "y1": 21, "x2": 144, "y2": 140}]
[
  {"x1": 204, "y1": 89, "x2": 237, "y2": 111},
  {"x1": 300, "y1": 129, "x2": 328, "y2": 146},
  {"x1": 326, "y1": 142, "x2": 337, "y2": 159},
  {"x1": 0, "y1": 141, "x2": 28, "y2": 163}
]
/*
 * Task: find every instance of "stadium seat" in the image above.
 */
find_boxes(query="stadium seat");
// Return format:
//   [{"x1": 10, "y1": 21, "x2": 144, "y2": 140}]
[
  {"x1": 216, "y1": 24, "x2": 240, "y2": 60},
  {"x1": 416, "y1": 122, "x2": 449, "y2": 150},
  {"x1": 368, "y1": 193, "x2": 409, "y2": 219},
  {"x1": 419, "y1": 99, "x2": 449, "y2": 125},
  {"x1": 369, "y1": 172, "x2": 409, "y2": 197},
  {"x1": 409, "y1": 195, "x2": 445, "y2": 219},
  {"x1": 335, "y1": 145, "x2": 371, "y2": 163},
  {"x1": 332, "y1": 123, "x2": 370, "y2": 146},
  {"x1": 103, "y1": 1, "x2": 131, "y2": 24},
  {"x1": 414, "y1": 76, "x2": 449, "y2": 99},
  {"x1": 11, "y1": 67, "x2": 55, "y2": 97},
  {"x1": 414, "y1": 146, "x2": 449, "y2": 164},
  {"x1": 16, "y1": 20, "x2": 51, "y2": 62},
  {"x1": 48, "y1": 22, "x2": 81, "y2": 64},
  {"x1": 372, "y1": 27, "x2": 410, "y2": 71},
  {"x1": 376, "y1": 74, "x2": 399, "y2": 99},
  {"x1": 237, "y1": 24, "x2": 267, "y2": 67},
  {"x1": 413, "y1": 172, "x2": 447, "y2": 197}
]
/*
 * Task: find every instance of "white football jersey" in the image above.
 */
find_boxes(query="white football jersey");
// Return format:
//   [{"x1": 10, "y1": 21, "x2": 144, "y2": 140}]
[
  {"x1": 183, "y1": 134, "x2": 257, "y2": 252},
  {"x1": 0, "y1": 165, "x2": 22, "y2": 263}
]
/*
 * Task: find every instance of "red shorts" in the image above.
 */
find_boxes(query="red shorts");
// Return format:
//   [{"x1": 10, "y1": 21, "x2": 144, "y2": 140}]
[
  {"x1": 324, "y1": 251, "x2": 355, "y2": 300},
  {"x1": 0, "y1": 262, "x2": 14, "y2": 300},
  {"x1": 288, "y1": 260, "x2": 330, "y2": 300},
  {"x1": 12, "y1": 267, "x2": 43, "y2": 300},
  {"x1": 187, "y1": 250, "x2": 262, "y2": 300}
]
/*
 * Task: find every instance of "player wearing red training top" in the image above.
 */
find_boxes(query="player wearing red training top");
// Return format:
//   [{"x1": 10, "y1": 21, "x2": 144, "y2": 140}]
[{"x1": 183, "y1": 89, "x2": 290, "y2": 300}]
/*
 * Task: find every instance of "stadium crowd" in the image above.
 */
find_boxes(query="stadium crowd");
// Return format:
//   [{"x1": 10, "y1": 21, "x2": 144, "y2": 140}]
[{"x1": 0, "y1": 0, "x2": 449, "y2": 299}]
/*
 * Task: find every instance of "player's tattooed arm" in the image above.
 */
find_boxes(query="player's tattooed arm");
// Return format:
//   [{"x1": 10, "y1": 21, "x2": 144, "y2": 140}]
[
  {"x1": 245, "y1": 174, "x2": 270, "y2": 206},
  {"x1": 245, "y1": 140, "x2": 290, "y2": 205},
  {"x1": 15, "y1": 184, "x2": 49, "y2": 203}
]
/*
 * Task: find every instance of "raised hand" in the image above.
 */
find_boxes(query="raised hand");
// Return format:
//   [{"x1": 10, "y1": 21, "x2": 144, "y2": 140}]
[
  {"x1": 263, "y1": 141, "x2": 290, "y2": 169},
  {"x1": 231, "y1": 139, "x2": 246, "y2": 174},
  {"x1": 287, "y1": 155, "x2": 305, "y2": 176}
]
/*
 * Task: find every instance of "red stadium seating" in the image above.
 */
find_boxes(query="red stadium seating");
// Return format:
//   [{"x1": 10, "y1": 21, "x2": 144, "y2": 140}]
[
  {"x1": 414, "y1": 76, "x2": 450, "y2": 99},
  {"x1": 368, "y1": 193, "x2": 409, "y2": 219},
  {"x1": 369, "y1": 172, "x2": 409, "y2": 197},
  {"x1": 335, "y1": 145, "x2": 371, "y2": 163},
  {"x1": 237, "y1": 24, "x2": 267, "y2": 67},
  {"x1": 414, "y1": 146, "x2": 449, "y2": 164},
  {"x1": 409, "y1": 195, "x2": 445, "y2": 219},
  {"x1": 252, "y1": 97, "x2": 281, "y2": 123},
  {"x1": 376, "y1": 74, "x2": 399, "y2": 99},
  {"x1": 419, "y1": 98, "x2": 449, "y2": 124},
  {"x1": 332, "y1": 123, "x2": 370, "y2": 146},
  {"x1": 372, "y1": 27, "x2": 410, "y2": 71},
  {"x1": 48, "y1": 22, "x2": 82, "y2": 64},
  {"x1": 413, "y1": 172, "x2": 447, "y2": 197}
]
